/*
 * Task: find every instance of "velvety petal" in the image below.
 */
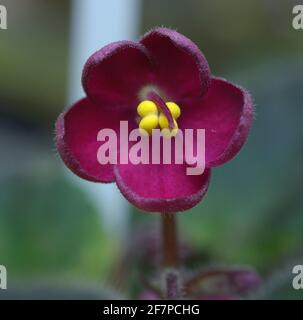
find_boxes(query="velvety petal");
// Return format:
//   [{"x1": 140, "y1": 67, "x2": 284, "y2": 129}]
[
  {"x1": 82, "y1": 41, "x2": 152, "y2": 107},
  {"x1": 140, "y1": 27, "x2": 210, "y2": 101},
  {"x1": 55, "y1": 98, "x2": 132, "y2": 182},
  {"x1": 179, "y1": 77, "x2": 253, "y2": 167},
  {"x1": 114, "y1": 163, "x2": 211, "y2": 213}
]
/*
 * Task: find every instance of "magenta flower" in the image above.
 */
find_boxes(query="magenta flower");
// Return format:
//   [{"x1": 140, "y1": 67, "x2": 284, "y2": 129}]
[{"x1": 55, "y1": 27, "x2": 253, "y2": 213}]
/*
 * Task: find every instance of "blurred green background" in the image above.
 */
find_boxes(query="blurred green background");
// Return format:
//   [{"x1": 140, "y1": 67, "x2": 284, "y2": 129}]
[{"x1": 0, "y1": 0, "x2": 303, "y2": 299}]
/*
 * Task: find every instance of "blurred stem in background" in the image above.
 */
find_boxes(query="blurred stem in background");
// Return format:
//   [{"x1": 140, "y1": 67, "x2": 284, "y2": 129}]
[{"x1": 67, "y1": 0, "x2": 142, "y2": 239}]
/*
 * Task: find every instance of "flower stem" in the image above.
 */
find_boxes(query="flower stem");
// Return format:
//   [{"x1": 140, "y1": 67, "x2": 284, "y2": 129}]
[{"x1": 161, "y1": 213, "x2": 178, "y2": 268}]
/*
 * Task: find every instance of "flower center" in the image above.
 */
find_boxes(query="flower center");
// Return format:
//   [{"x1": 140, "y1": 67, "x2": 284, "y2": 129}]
[{"x1": 137, "y1": 91, "x2": 181, "y2": 138}]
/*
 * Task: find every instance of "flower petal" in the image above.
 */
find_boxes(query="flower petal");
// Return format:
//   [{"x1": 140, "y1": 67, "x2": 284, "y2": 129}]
[
  {"x1": 82, "y1": 41, "x2": 152, "y2": 107},
  {"x1": 179, "y1": 77, "x2": 254, "y2": 167},
  {"x1": 140, "y1": 27, "x2": 211, "y2": 101},
  {"x1": 55, "y1": 98, "x2": 131, "y2": 182},
  {"x1": 114, "y1": 163, "x2": 211, "y2": 213}
]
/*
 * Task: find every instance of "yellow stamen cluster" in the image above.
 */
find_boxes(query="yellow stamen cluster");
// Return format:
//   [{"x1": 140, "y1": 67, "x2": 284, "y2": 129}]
[{"x1": 137, "y1": 100, "x2": 181, "y2": 137}]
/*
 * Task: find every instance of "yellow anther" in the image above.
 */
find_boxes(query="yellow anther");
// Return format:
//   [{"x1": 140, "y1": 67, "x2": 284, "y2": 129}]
[
  {"x1": 137, "y1": 99, "x2": 181, "y2": 137},
  {"x1": 166, "y1": 102, "x2": 181, "y2": 119},
  {"x1": 159, "y1": 113, "x2": 170, "y2": 129},
  {"x1": 137, "y1": 100, "x2": 158, "y2": 117},
  {"x1": 161, "y1": 119, "x2": 178, "y2": 138},
  {"x1": 139, "y1": 114, "x2": 159, "y2": 135}
]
